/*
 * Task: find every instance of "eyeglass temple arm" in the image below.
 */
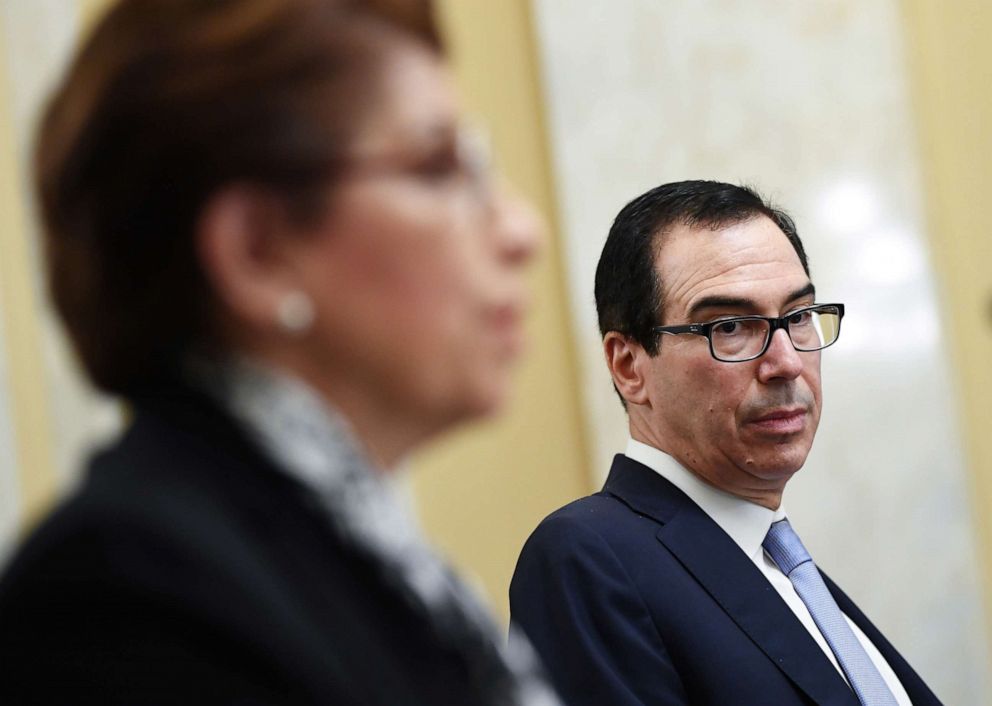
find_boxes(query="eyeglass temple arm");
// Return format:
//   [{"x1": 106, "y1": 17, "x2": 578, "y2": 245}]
[{"x1": 653, "y1": 323, "x2": 707, "y2": 336}]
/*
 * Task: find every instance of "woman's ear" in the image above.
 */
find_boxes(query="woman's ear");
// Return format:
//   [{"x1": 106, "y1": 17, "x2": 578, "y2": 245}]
[
  {"x1": 196, "y1": 186, "x2": 303, "y2": 335},
  {"x1": 603, "y1": 331, "x2": 651, "y2": 407}
]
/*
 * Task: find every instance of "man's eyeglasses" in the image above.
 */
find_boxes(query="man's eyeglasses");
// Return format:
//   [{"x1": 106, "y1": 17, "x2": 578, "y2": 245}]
[{"x1": 652, "y1": 303, "x2": 845, "y2": 363}]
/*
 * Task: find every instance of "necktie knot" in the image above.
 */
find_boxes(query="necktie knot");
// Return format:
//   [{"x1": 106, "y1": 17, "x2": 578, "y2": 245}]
[{"x1": 763, "y1": 519, "x2": 813, "y2": 575}]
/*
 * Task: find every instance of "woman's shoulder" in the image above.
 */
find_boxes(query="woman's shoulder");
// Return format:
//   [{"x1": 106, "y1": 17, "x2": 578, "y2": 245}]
[
  {"x1": 0, "y1": 404, "x2": 483, "y2": 705},
  {"x1": 0, "y1": 389, "x2": 331, "y2": 602}
]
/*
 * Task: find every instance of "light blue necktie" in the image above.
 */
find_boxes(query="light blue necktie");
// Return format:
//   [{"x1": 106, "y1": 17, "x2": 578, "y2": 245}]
[{"x1": 763, "y1": 519, "x2": 898, "y2": 706}]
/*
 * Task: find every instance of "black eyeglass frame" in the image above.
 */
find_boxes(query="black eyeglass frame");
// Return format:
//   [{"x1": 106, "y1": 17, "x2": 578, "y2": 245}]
[{"x1": 651, "y1": 303, "x2": 845, "y2": 363}]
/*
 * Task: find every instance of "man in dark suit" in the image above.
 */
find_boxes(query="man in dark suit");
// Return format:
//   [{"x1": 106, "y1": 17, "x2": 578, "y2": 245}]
[{"x1": 510, "y1": 181, "x2": 941, "y2": 705}]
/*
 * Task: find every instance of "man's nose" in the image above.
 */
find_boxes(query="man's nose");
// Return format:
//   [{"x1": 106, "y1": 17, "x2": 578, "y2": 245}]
[{"x1": 757, "y1": 328, "x2": 804, "y2": 382}]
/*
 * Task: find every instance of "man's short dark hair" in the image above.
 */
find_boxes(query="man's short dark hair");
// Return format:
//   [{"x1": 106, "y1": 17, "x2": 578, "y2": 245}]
[{"x1": 594, "y1": 180, "x2": 810, "y2": 357}]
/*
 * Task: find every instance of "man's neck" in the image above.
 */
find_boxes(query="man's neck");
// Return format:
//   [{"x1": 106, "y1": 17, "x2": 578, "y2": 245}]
[{"x1": 628, "y1": 427, "x2": 787, "y2": 510}]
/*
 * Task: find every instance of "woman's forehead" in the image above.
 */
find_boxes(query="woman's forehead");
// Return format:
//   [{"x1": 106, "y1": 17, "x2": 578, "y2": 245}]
[{"x1": 351, "y1": 43, "x2": 458, "y2": 147}]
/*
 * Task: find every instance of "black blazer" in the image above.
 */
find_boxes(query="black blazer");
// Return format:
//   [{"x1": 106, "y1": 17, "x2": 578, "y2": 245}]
[
  {"x1": 0, "y1": 387, "x2": 494, "y2": 705},
  {"x1": 509, "y1": 455, "x2": 942, "y2": 706}
]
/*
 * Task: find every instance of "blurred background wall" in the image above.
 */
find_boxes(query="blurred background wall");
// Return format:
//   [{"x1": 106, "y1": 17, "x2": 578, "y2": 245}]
[
  {"x1": 1, "y1": 0, "x2": 989, "y2": 702},
  {"x1": 0, "y1": 0, "x2": 123, "y2": 546}
]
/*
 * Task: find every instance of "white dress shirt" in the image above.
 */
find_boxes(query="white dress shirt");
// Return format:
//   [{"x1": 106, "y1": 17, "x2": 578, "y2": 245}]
[{"x1": 625, "y1": 439, "x2": 911, "y2": 705}]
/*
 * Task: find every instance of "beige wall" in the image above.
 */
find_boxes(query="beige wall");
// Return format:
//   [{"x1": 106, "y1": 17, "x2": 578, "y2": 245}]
[
  {"x1": 411, "y1": 0, "x2": 591, "y2": 621},
  {"x1": 0, "y1": 9, "x2": 58, "y2": 529},
  {"x1": 79, "y1": 0, "x2": 111, "y2": 27},
  {"x1": 903, "y1": 0, "x2": 992, "y2": 635}
]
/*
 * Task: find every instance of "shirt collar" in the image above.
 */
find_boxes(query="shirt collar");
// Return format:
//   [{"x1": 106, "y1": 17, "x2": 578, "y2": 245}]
[{"x1": 624, "y1": 438, "x2": 787, "y2": 561}]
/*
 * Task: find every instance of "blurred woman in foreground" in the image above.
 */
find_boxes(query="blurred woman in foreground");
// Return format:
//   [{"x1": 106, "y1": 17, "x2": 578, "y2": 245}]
[{"x1": 0, "y1": 1, "x2": 559, "y2": 703}]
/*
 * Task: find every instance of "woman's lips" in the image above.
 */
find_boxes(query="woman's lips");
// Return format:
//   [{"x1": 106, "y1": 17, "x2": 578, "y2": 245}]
[
  {"x1": 746, "y1": 409, "x2": 807, "y2": 435},
  {"x1": 488, "y1": 301, "x2": 526, "y2": 356}
]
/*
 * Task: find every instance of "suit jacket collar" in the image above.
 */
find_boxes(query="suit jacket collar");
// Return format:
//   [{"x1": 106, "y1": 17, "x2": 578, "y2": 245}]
[
  {"x1": 624, "y1": 438, "x2": 784, "y2": 561},
  {"x1": 603, "y1": 454, "x2": 860, "y2": 706}
]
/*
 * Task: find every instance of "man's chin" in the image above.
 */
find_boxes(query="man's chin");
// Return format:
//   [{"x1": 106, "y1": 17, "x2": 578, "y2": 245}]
[{"x1": 745, "y1": 450, "x2": 811, "y2": 481}]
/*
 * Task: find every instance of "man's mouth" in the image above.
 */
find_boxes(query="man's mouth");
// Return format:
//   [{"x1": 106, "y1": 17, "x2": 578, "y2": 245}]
[{"x1": 746, "y1": 408, "x2": 807, "y2": 435}]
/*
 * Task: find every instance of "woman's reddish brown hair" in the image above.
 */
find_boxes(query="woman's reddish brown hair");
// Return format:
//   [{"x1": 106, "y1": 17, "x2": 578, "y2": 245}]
[{"x1": 36, "y1": 0, "x2": 441, "y2": 397}]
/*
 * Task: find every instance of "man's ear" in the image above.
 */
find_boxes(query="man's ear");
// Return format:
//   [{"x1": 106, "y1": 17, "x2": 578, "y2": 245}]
[
  {"x1": 603, "y1": 331, "x2": 652, "y2": 407},
  {"x1": 196, "y1": 186, "x2": 299, "y2": 334}
]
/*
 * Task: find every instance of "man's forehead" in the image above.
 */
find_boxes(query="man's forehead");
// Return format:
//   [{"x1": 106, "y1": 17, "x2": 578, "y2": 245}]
[{"x1": 655, "y1": 216, "x2": 811, "y2": 316}]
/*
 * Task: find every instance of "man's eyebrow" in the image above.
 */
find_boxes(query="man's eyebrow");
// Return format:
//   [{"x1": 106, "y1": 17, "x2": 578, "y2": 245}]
[
  {"x1": 686, "y1": 296, "x2": 757, "y2": 320},
  {"x1": 786, "y1": 282, "x2": 816, "y2": 304},
  {"x1": 685, "y1": 282, "x2": 817, "y2": 320}
]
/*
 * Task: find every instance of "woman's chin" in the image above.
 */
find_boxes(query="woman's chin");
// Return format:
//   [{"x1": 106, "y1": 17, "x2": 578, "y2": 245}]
[{"x1": 438, "y1": 377, "x2": 512, "y2": 430}]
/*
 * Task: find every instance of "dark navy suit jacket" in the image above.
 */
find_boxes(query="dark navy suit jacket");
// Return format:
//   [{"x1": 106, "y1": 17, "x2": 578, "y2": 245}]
[
  {"x1": 510, "y1": 455, "x2": 941, "y2": 705},
  {"x1": 0, "y1": 386, "x2": 508, "y2": 705}
]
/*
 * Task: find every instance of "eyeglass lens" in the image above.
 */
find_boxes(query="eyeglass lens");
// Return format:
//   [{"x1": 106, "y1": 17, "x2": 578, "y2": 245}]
[
  {"x1": 711, "y1": 308, "x2": 842, "y2": 361},
  {"x1": 455, "y1": 126, "x2": 494, "y2": 203}
]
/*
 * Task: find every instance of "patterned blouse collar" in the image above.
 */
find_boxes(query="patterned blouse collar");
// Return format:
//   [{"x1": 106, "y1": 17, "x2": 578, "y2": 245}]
[{"x1": 187, "y1": 355, "x2": 560, "y2": 706}]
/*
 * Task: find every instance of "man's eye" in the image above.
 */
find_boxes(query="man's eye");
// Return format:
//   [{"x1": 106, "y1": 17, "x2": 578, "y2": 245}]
[
  {"x1": 714, "y1": 320, "x2": 741, "y2": 335},
  {"x1": 788, "y1": 311, "x2": 811, "y2": 326}
]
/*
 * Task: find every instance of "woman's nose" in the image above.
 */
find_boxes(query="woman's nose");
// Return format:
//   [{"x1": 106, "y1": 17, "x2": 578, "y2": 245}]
[{"x1": 492, "y1": 185, "x2": 544, "y2": 266}]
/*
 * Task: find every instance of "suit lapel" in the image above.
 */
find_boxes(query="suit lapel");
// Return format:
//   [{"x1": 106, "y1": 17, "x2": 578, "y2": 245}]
[{"x1": 604, "y1": 456, "x2": 860, "y2": 706}]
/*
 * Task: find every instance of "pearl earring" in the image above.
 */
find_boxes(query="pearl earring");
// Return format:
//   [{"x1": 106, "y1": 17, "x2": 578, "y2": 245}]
[{"x1": 276, "y1": 291, "x2": 315, "y2": 334}]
